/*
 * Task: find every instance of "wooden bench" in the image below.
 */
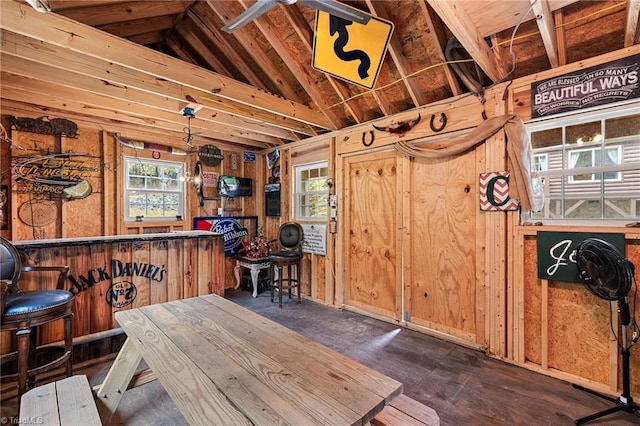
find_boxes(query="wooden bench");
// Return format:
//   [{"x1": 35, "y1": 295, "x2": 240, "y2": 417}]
[
  {"x1": 20, "y1": 375, "x2": 101, "y2": 425},
  {"x1": 372, "y1": 394, "x2": 440, "y2": 426}
]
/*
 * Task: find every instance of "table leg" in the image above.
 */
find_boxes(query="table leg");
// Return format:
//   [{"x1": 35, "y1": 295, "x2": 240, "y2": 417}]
[
  {"x1": 250, "y1": 267, "x2": 259, "y2": 298},
  {"x1": 233, "y1": 261, "x2": 241, "y2": 290},
  {"x1": 95, "y1": 337, "x2": 143, "y2": 422}
]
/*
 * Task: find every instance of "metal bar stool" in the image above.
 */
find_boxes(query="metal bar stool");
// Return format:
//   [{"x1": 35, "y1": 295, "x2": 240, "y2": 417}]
[
  {"x1": 267, "y1": 222, "x2": 304, "y2": 308},
  {"x1": 0, "y1": 237, "x2": 74, "y2": 402}
]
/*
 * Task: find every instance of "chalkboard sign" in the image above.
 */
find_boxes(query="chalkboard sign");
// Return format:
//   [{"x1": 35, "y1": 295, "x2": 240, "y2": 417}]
[{"x1": 537, "y1": 231, "x2": 625, "y2": 282}]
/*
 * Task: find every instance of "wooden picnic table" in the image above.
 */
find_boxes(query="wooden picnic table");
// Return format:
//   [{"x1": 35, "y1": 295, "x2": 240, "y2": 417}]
[{"x1": 97, "y1": 294, "x2": 403, "y2": 425}]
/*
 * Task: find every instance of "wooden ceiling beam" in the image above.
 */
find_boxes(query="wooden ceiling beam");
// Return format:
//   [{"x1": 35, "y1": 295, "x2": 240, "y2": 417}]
[
  {"x1": 174, "y1": 21, "x2": 235, "y2": 77},
  {"x1": 426, "y1": 0, "x2": 503, "y2": 83},
  {"x1": 2, "y1": 99, "x2": 250, "y2": 152},
  {"x1": 187, "y1": 9, "x2": 269, "y2": 92},
  {"x1": 234, "y1": 0, "x2": 345, "y2": 129},
  {"x1": 625, "y1": 0, "x2": 640, "y2": 47},
  {"x1": 51, "y1": 0, "x2": 190, "y2": 27},
  {"x1": 1, "y1": 73, "x2": 281, "y2": 147},
  {"x1": 1, "y1": 0, "x2": 335, "y2": 130},
  {"x1": 202, "y1": 0, "x2": 306, "y2": 105},
  {"x1": 554, "y1": 9, "x2": 567, "y2": 66},
  {"x1": 128, "y1": 31, "x2": 164, "y2": 47},
  {"x1": 0, "y1": 83, "x2": 274, "y2": 149},
  {"x1": 97, "y1": 14, "x2": 176, "y2": 39},
  {"x1": 280, "y1": 4, "x2": 365, "y2": 124},
  {"x1": 0, "y1": 39, "x2": 300, "y2": 140},
  {"x1": 418, "y1": 2, "x2": 463, "y2": 96},
  {"x1": 530, "y1": 0, "x2": 559, "y2": 68},
  {"x1": 365, "y1": 0, "x2": 425, "y2": 107}
]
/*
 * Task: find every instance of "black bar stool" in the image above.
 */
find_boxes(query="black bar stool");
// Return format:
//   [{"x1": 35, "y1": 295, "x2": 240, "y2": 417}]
[{"x1": 267, "y1": 222, "x2": 304, "y2": 308}]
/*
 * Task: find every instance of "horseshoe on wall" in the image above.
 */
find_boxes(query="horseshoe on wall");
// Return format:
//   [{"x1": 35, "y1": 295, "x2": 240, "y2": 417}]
[
  {"x1": 429, "y1": 112, "x2": 447, "y2": 132},
  {"x1": 362, "y1": 130, "x2": 375, "y2": 147}
]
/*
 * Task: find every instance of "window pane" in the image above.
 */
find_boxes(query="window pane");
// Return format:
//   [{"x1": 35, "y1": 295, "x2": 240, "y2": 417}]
[
  {"x1": 564, "y1": 198, "x2": 601, "y2": 219},
  {"x1": 531, "y1": 128, "x2": 562, "y2": 149},
  {"x1": 567, "y1": 121, "x2": 601, "y2": 145},
  {"x1": 605, "y1": 113, "x2": 640, "y2": 139}
]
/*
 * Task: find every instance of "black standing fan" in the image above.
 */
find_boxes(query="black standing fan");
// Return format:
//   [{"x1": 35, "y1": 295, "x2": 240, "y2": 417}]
[{"x1": 573, "y1": 237, "x2": 639, "y2": 424}]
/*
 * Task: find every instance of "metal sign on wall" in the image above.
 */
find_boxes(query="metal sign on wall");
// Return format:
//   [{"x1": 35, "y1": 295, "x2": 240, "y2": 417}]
[
  {"x1": 531, "y1": 54, "x2": 640, "y2": 118},
  {"x1": 312, "y1": 10, "x2": 393, "y2": 89},
  {"x1": 536, "y1": 231, "x2": 625, "y2": 282}
]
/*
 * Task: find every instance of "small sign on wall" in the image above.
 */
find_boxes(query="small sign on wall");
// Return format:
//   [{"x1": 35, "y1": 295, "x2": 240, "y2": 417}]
[
  {"x1": 479, "y1": 171, "x2": 519, "y2": 211},
  {"x1": 301, "y1": 224, "x2": 327, "y2": 256},
  {"x1": 537, "y1": 231, "x2": 625, "y2": 282}
]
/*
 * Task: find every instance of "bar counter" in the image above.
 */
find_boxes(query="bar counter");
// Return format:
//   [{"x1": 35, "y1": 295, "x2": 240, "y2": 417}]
[{"x1": 11, "y1": 231, "x2": 225, "y2": 345}]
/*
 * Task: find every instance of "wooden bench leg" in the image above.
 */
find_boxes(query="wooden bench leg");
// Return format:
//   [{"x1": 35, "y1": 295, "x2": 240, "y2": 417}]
[{"x1": 95, "y1": 337, "x2": 143, "y2": 423}]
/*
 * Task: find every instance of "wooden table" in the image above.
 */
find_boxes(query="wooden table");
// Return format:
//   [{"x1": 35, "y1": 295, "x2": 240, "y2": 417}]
[
  {"x1": 97, "y1": 295, "x2": 403, "y2": 425},
  {"x1": 233, "y1": 255, "x2": 272, "y2": 297}
]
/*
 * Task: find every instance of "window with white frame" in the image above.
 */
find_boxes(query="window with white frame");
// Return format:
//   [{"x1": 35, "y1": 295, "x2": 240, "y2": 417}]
[
  {"x1": 124, "y1": 157, "x2": 185, "y2": 221},
  {"x1": 294, "y1": 161, "x2": 328, "y2": 221},
  {"x1": 527, "y1": 104, "x2": 640, "y2": 223}
]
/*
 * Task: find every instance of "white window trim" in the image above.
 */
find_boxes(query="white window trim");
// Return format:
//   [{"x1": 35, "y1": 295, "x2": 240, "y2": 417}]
[
  {"x1": 294, "y1": 160, "x2": 329, "y2": 222},
  {"x1": 123, "y1": 156, "x2": 186, "y2": 222},
  {"x1": 526, "y1": 102, "x2": 640, "y2": 226}
]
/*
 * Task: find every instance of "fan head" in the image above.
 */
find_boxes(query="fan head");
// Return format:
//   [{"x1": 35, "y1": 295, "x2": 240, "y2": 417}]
[{"x1": 575, "y1": 238, "x2": 634, "y2": 301}]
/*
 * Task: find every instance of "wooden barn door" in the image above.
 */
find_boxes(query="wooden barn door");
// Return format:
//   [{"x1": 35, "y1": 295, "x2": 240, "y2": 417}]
[
  {"x1": 342, "y1": 151, "x2": 402, "y2": 320},
  {"x1": 407, "y1": 153, "x2": 482, "y2": 344}
]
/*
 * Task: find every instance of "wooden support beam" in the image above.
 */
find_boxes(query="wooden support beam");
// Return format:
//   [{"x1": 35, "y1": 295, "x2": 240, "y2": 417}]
[
  {"x1": 54, "y1": 0, "x2": 189, "y2": 27},
  {"x1": 234, "y1": 0, "x2": 345, "y2": 130},
  {"x1": 174, "y1": 20, "x2": 235, "y2": 77},
  {"x1": 553, "y1": 10, "x2": 567, "y2": 66},
  {"x1": 0, "y1": 29, "x2": 309, "y2": 139},
  {"x1": 0, "y1": 0, "x2": 335, "y2": 130},
  {"x1": 365, "y1": 0, "x2": 426, "y2": 107},
  {"x1": 202, "y1": 0, "x2": 307, "y2": 105},
  {"x1": 418, "y1": 1, "x2": 464, "y2": 96},
  {"x1": 531, "y1": 0, "x2": 559, "y2": 68},
  {"x1": 625, "y1": 0, "x2": 640, "y2": 47},
  {"x1": 426, "y1": 0, "x2": 503, "y2": 83}
]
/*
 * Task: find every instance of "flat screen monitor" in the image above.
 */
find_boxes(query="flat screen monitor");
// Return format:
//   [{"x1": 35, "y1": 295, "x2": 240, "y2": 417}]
[{"x1": 218, "y1": 176, "x2": 252, "y2": 197}]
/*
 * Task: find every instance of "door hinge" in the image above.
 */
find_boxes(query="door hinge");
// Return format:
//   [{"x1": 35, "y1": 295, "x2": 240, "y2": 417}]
[{"x1": 403, "y1": 311, "x2": 410, "y2": 322}]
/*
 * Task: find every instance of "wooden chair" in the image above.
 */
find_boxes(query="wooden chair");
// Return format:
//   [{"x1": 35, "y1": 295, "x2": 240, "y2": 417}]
[
  {"x1": 267, "y1": 222, "x2": 304, "y2": 308},
  {"x1": 0, "y1": 237, "x2": 74, "y2": 402}
]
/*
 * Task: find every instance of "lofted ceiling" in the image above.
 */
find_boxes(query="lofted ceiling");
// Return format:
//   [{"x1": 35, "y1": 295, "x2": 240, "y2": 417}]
[{"x1": 1, "y1": 0, "x2": 639, "y2": 150}]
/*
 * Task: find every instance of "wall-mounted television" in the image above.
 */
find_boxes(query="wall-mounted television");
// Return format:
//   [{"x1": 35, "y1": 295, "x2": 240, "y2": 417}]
[{"x1": 218, "y1": 176, "x2": 252, "y2": 197}]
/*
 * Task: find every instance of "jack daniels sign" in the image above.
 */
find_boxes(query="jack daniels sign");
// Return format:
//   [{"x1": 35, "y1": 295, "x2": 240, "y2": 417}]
[{"x1": 531, "y1": 54, "x2": 640, "y2": 118}]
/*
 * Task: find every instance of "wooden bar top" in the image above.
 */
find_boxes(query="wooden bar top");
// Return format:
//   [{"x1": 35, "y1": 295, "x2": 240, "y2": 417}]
[
  {"x1": 12, "y1": 230, "x2": 221, "y2": 249},
  {"x1": 111, "y1": 294, "x2": 403, "y2": 425}
]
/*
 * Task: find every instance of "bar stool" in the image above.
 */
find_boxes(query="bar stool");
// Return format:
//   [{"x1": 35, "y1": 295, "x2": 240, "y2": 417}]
[
  {"x1": 0, "y1": 237, "x2": 74, "y2": 401},
  {"x1": 267, "y1": 222, "x2": 304, "y2": 308}
]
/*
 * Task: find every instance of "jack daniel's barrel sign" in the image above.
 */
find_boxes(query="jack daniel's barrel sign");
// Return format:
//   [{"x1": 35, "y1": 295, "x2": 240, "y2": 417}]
[{"x1": 531, "y1": 54, "x2": 640, "y2": 118}]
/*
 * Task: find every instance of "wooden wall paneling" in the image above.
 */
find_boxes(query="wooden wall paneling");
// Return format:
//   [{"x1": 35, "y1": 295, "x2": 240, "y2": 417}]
[
  {"x1": 183, "y1": 238, "x2": 197, "y2": 299},
  {"x1": 400, "y1": 152, "x2": 411, "y2": 327},
  {"x1": 394, "y1": 152, "x2": 405, "y2": 322},
  {"x1": 408, "y1": 151, "x2": 478, "y2": 344},
  {"x1": 343, "y1": 151, "x2": 399, "y2": 320},
  {"x1": 37, "y1": 246, "x2": 67, "y2": 345},
  {"x1": 324, "y1": 136, "x2": 337, "y2": 305},
  {"x1": 89, "y1": 242, "x2": 112, "y2": 355},
  {"x1": 131, "y1": 241, "x2": 150, "y2": 309},
  {"x1": 150, "y1": 240, "x2": 168, "y2": 305},
  {"x1": 334, "y1": 152, "x2": 345, "y2": 308},
  {"x1": 101, "y1": 131, "x2": 117, "y2": 236},
  {"x1": 196, "y1": 236, "x2": 214, "y2": 296},
  {"x1": 111, "y1": 241, "x2": 132, "y2": 326},
  {"x1": 166, "y1": 239, "x2": 183, "y2": 302},
  {"x1": 512, "y1": 227, "x2": 526, "y2": 363},
  {"x1": 67, "y1": 245, "x2": 92, "y2": 338},
  {"x1": 625, "y1": 239, "x2": 640, "y2": 396},
  {"x1": 523, "y1": 236, "x2": 542, "y2": 367},
  {"x1": 11, "y1": 132, "x2": 60, "y2": 241}
]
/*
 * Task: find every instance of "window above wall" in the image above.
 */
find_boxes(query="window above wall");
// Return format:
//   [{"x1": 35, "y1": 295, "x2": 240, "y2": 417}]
[
  {"x1": 294, "y1": 161, "x2": 329, "y2": 221},
  {"x1": 124, "y1": 157, "x2": 185, "y2": 221},
  {"x1": 526, "y1": 103, "x2": 640, "y2": 225}
]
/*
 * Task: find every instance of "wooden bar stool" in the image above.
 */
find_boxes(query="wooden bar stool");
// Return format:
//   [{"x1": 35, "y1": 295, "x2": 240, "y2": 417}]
[
  {"x1": 267, "y1": 222, "x2": 304, "y2": 308},
  {"x1": 0, "y1": 237, "x2": 74, "y2": 402}
]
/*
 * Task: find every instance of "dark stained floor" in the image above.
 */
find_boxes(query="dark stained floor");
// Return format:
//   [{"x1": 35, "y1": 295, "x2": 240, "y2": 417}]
[{"x1": 2, "y1": 288, "x2": 640, "y2": 425}]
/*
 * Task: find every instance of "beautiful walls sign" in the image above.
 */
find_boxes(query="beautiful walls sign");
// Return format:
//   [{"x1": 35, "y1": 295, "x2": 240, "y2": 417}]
[{"x1": 531, "y1": 54, "x2": 639, "y2": 118}]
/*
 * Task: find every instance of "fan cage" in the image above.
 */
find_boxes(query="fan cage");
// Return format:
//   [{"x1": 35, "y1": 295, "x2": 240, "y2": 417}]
[{"x1": 576, "y1": 238, "x2": 633, "y2": 301}]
